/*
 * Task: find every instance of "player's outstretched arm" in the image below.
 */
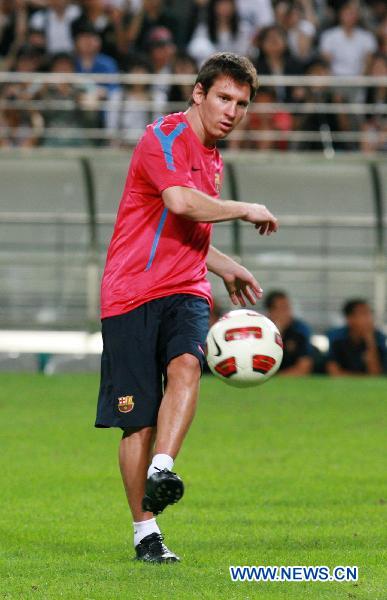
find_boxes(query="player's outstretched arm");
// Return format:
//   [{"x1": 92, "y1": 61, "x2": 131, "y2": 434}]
[
  {"x1": 162, "y1": 186, "x2": 278, "y2": 234},
  {"x1": 206, "y1": 245, "x2": 263, "y2": 306}
]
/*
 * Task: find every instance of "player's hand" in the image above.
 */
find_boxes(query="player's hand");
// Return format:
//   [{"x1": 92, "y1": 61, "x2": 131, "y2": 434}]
[
  {"x1": 222, "y1": 265, "x2": 263, "y2": 307},
  {"x1": 242, "y1": 203, "x2": 278, "y2": 235}
]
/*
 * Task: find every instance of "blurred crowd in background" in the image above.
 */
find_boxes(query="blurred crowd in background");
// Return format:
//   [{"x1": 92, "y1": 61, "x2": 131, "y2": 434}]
[
  {"x1": 263, "y1": 292, "x2": 387, "y2": 376},
  {"x1": 0, "y1": 0, "x2": 386, "y2": 150},
  {"x1": 208, "y1": 293, "x2": 387, "y2": 376}
]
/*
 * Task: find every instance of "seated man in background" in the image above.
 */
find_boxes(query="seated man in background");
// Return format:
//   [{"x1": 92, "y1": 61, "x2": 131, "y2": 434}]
[
  {"x1": 72, "y1": 21, "x2": 120, "y2": 134},
  {"x1": 264, "y1": 290, "x2": 314, "y2": 375},
  {"x1": 327, "y1": 299, "x2": 387, "y2": 376}
]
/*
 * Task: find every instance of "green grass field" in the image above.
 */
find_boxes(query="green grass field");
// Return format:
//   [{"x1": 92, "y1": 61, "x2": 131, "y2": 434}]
[{"x1": 0, "y1": 374, "x2": 386, "y2": 599}]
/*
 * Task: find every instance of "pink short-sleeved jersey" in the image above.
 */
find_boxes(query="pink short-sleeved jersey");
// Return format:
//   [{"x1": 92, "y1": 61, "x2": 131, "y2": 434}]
[{"x1": 101, "y1": 112, "x2": 224, "y2": 319}]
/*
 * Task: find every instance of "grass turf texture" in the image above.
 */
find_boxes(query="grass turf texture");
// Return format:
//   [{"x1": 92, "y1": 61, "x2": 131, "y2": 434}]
[{"x1": 0, "y1": 374, "x2": 386, "y2": 600}]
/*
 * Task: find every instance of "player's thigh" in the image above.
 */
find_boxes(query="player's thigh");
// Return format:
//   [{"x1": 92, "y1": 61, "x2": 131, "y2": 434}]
[
  {"x1": 98, "y1": 305, "x2": 163, "y2": 427},
  {"x1": 159, "y1": 294, "x2": 210, "y2": 374}
]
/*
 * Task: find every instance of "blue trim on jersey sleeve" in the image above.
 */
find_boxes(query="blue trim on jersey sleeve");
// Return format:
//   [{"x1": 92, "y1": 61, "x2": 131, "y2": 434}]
[
  {"x1": 145, "y1": 207, "x2": 168, "y2": 271},
  {"x1": 153, "y1": 117, "x2": 188, "y2": 171}
]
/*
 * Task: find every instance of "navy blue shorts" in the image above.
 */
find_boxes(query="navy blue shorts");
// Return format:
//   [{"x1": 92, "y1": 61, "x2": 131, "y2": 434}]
[{"x1": 95, "y1": 294, "x2": 210, "y2": 429}]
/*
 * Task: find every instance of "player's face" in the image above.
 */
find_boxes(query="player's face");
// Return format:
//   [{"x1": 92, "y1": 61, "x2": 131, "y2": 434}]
[{"x1": 194, "y1": 75, "x2": 250, "y2": 145}]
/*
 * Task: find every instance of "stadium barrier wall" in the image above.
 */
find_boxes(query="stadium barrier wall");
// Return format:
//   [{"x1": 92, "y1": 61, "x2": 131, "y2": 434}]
[{"x1": 0, "y1": 150, "x2": 386, "y2": 334}]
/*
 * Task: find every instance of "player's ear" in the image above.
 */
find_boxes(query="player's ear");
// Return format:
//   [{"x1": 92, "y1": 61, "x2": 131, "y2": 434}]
[{"x1": 192, "y1": 82, "x2": 205, "y2": 105}]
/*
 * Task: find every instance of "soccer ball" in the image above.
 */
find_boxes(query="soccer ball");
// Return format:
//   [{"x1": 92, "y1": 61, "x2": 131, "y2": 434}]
[{"x1": 205, "y1": 309, "x2": 283, "y2": 387}]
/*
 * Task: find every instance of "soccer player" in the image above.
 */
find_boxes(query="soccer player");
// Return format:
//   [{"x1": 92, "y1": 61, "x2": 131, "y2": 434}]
[{"x1": 95, "y1": 52, "x2": 278, "y2": 563}]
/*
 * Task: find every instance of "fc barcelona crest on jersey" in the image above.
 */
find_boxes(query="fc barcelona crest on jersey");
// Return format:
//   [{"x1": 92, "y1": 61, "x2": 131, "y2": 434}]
[
  {"x1": 118, "y1": 395, "x2": 135, "y2": 413},
  {"x1": 214, "y1": 172, "x2": 221, "y2": 194}
]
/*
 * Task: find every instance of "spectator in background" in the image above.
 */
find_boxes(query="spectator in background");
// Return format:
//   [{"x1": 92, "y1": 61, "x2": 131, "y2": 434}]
[
  {"x1": 6, "y1": 45, "x2": 43, "y2": 101},
  {"x1": 125, "y1": 0, "x2": 179, "y2": 53},
  {"x1": 29, "y1": 0, "x2": 81, "y2": 54},
  {"x1": 360, "y1": 52, "x2": 387, "y2": 153},
  {"x1": 71, "y1": 0, "x2": 123, "y2": 61},
  {"x1": 187, "y1": 0, "x2": 250, "y2": 66},
  {"x1": 375, "y1": 14, "x2": 387, "y2": 55},
  {"x1": 319, "y1": 0, "x2": 377, "y2": 78},
  {"x1": 230, "y1": 86, "x2": 292, "y2": 150},
  {"x1": 0, "y1": 48, "x2": 44, "y2": 148},
  {"x1": 295, "y1": 58, "x2": 352, "y2": 151},
  {"x1": 319, "y1": 0, "x2": 379, "y2": 131},
  {"x1": 327, "y1": 299, "x2": 386, "y2": 376},
  {"x1": 264, "y1": 290, "x2": 314, "y2": 376},
  {"x1": 73, "y1": 21, "x2": 120, "y2": 133},
  {"x1": 236, "y1": 0, "x2": 274, "y2": 54},
  {"x1": 364, "y1": 0, "x2": 387, "y2": 30},
  {"x1": 37, "y1": 52, "x2": 98, "y2": 147},
  {"x1": 146, "y1": 25, "x2": 176, "y2": 112},
  {"x1": 26, "y1": 27, "x2": 47, "y2": 62},
  {"x1": 0, "y1": 0, "x2": 28, "y2": 66},
  {"x1": 0, "y1": 89, "x2": 43, "y2": 147},
  {"x1": 13, "y1": 36, "x2": 47, "y2": 72},
  {"x1": 168, "y1": 52, "x2": 197, "y2": 106},
  {"x1": 274, "y1": 0, "x2": 317, "y2": 64},
  {"x1": 73, "y1": 18, "x2": 119, "y2": 83},
  {"x1": 255, "y1": 25, "x2": 303, "y2": 102},
  {"x1": 109, "y1": 60, "x2": 153, "y2": 147}
]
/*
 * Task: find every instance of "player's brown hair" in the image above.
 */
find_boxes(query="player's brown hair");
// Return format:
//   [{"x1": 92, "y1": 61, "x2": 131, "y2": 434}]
[{"x1": 189, "y1": 52, "x2": 259, "y2": 105}]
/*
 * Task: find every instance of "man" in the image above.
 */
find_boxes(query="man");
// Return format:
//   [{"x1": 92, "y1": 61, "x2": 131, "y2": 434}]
[
  {"x1": 327, "y1": 299, "x2": 386, "y2": 376},
  {"x1": 39, "y1": 52, "x2": 95, "y2": 147},
  {"x1": 71, "y1": 0, "x2": 122, "y2": 60},
  {"x1": 29, "y1": 0, "x2": 81, "y2": 54},
  {"x1": 146, "y1": 26, "x2": 176, "y2": 111},
  {"x1": 265, "y1": 290, "x2": 314, "y2": 375},
  {"x1": 126, "y1": 0, "x2": 180, "y2": 52},
  {"x1": 236, "y1": 0, "x2": 275, "y2": 45},
  {"x1": 319, "y1": 0, "x2": 376, "y2": 78},
  {"x1": 95, "y1": 53, "x2": 278, "y2": 563},
  {"x1": 72, "y1": 21, "x2": 119, "y2": 89},
  {"x1": 296, "y1": 58, "x2": 351, "y2": 152},
  {"x1": 72, "y1": 22, "x2": 120, "y2": 131}
]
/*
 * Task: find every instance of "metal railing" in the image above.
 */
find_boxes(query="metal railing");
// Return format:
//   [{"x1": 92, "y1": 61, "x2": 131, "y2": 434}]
[{"x1": 0, "y1": 73, "x2": 386, "y2": 148}]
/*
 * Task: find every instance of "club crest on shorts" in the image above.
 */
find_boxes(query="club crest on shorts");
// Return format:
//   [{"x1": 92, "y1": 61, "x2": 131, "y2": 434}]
[{"x1": 118, "y1": 395, "x2": 134, "y2": 413}]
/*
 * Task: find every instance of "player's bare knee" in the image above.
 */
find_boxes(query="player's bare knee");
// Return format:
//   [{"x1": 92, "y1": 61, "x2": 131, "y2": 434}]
[
  {"x1": 167, "y1": 353, "x2": 201, "y2": 382},
  {"x1": 121, "y1": 426, "x2": 154, "y2": 441}
]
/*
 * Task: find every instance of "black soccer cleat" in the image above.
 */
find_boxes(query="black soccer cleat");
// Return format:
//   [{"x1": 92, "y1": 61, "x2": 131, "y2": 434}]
[
  {"x1": 135, "y1": 532, "x2": 180, "y2": 563},
  {"x1": 141, "y1": 468, "x2": 184, "y2": 516}
]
